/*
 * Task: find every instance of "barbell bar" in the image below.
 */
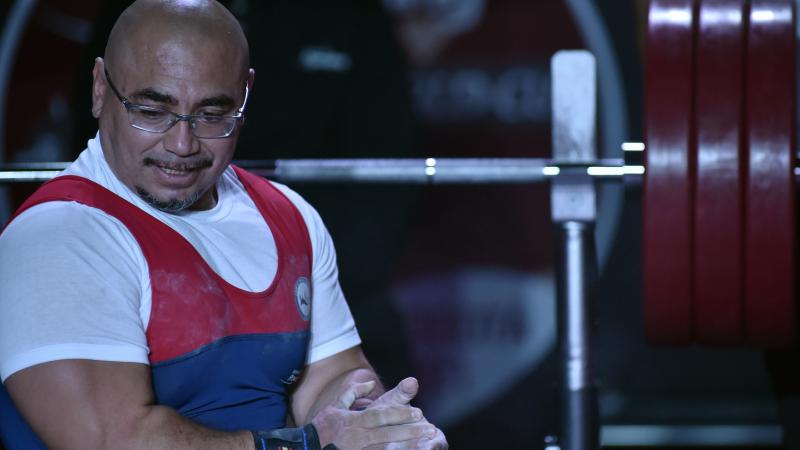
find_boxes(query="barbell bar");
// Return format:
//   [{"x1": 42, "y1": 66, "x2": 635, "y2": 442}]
[
  {"x1": 0, "y1": 157, "x2": 643, "y2": 184},
  {"x1": 3, "y1": 153, "x2": 800, "y2": 184}
]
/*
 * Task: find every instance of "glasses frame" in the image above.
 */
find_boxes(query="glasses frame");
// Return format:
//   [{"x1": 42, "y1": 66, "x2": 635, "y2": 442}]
[{"x1": 103, "y1": 66, "x2": 249, "y2": 139}]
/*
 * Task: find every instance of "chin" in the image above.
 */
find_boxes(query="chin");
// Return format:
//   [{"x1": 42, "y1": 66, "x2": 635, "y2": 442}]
[{"x1": 135, "y1": 186, "x2": 206, "y2": 212}]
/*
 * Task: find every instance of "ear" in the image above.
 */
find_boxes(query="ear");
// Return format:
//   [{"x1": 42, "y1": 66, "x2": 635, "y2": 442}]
[{"x1": 91, "y1": 57, "x2": 106, "y2": 119}]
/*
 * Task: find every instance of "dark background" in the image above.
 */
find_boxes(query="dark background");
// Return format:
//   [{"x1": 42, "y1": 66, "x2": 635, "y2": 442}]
[{"x1": 0, "y1": 0, "x2": 791, "y2": 448}]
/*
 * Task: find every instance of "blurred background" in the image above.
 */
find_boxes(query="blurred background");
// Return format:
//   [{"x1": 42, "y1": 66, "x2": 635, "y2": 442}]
[{"x1": 0, "y1": 0, "x2": 791, "y2": 448}]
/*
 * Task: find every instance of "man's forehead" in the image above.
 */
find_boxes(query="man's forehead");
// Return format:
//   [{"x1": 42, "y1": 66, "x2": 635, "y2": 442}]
[
  {"x1": 122, "y1": 33, "x2": 244, "y2": 83},
  {"x1": 119, "y1": 54, "x2": 243, "y2": 108},
  {"x1": 126, "y1": 72, "x2": 241, "y2": 106},
  {"x1": 136, "y1": 28, "x2": 238, "y2": 65}
]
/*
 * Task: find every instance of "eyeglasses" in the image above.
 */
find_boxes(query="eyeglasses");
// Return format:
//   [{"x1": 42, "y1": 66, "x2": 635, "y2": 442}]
[{"x1": 103, "y1": 67, "x2": 249, "y2": 139}]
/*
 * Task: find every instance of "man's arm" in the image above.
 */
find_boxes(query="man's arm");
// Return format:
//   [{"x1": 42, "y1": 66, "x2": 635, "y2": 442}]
[
  {"x1": 5, "y1": 359, "x2": 253, "y2": 450},
  {"x1": 291, "y1": 346, "x2": 384, "y2": 425}
]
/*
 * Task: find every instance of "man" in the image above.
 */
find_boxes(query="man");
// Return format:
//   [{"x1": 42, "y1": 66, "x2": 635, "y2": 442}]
[{"x1": 0, "y1": 1, "x2": 447, "y2": 449}]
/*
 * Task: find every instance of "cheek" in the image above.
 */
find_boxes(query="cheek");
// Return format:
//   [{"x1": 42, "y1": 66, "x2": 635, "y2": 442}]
[
  {"x1": 207, "y1": 141, "x2": 237, "y2": 165},
  {"x1": 102, "y1": 110, "x2": 129, "y2": 151},
  {"x1": 111, "y1": 131, "x2": 162, "y2": 169}
]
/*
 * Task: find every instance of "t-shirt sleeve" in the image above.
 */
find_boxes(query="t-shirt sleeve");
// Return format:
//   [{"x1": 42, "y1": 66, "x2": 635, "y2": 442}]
[
  {"x1": 271, "y1": 183, "x2": 362, "y2": 364},
  {"x1": 0, "y1": 202, "x2": 150, "y2": 382}
]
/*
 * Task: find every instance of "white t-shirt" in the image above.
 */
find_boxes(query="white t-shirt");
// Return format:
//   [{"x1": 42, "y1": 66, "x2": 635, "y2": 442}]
[{"x1": 0, "y1": 133, "x2": 361, "y2": 382}]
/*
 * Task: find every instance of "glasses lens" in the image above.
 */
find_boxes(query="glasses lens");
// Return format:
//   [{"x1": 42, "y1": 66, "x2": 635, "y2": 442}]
[
  {"x1": 192, "y1": 116, "x2": 238, "y2": 138},
  {"x1": 126, "y1": 105, "x2": 239, "y2": 138},
  {"x1": 128, "y1": 106, "x2": 174, "y2": 133}
]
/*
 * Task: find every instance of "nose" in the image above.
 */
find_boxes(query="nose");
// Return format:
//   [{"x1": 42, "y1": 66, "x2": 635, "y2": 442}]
[{"x1": 163, "y1": 118, "x2": 199, "y2": 157}]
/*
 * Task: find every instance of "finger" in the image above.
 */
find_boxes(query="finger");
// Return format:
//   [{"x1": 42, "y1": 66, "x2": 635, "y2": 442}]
[
  {"x1": 374, "y1": 377, "x2": 419, "y2": 407},
  {"x1": 417, "y1": 429, "x2": 448, "y2": 450},
  {"x1": 351, "y1": 397, "x2": 374, "y2": 411},
  {"x1": 363, "y1": 429, "x2": 445, "y2": 450},
  {"x1": 363, "y1": 422, "x2": 436, "y2": 447},
  {"x1": 335, "y1": 380, "x2": 377, "y2": 410},
  {"x1": 355, "y1": 406, "x2": 423, "y2": 428}
]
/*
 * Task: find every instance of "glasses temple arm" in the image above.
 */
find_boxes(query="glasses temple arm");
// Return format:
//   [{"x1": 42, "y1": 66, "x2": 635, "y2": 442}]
[{"x1": 237, "y1": 84, "x2": 250, "y2": 115}]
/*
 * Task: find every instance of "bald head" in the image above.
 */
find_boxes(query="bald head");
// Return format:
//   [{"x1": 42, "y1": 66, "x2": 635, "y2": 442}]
[{"x1": 105, "y1": 0, "x2": 249, "y2": 81}]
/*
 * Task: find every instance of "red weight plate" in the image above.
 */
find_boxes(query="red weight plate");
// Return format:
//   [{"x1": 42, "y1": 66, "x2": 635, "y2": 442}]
[
  {"x1": 643, "y1": 0, "x2": 695, "y2": 345},
  {"x1": 745, "y1": 0, "x2": 796, "y2": 346},
  {"x1": 693, "y1": 0, "x2": 746, "y2": 345}
]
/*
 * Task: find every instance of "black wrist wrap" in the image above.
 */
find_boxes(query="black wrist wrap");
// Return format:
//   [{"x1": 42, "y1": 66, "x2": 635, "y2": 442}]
[{"x1": 251, "y1": 424, "x2": 340, "y2": 450}]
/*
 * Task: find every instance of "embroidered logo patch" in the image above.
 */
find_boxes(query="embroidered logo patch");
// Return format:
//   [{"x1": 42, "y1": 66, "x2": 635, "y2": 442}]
[{"x1": 294, "y1": 277, "x2": 311, "y2": 321}]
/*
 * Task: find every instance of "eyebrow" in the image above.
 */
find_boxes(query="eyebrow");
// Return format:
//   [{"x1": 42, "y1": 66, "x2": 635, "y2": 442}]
[
  {"x1": 130, "y1": 89, "x2": 236, "y2": 111},
  {"x1": 197, "y1": 95, "x2": 236, "y2": 110},
  {"x1": 130, "y1": 88, "x2": 177, "y2": 106}
]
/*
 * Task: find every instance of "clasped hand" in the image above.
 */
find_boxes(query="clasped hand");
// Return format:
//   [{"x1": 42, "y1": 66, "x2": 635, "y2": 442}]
[{"x1": 312, "y1": 378, "x2": 447, "y2": 450}]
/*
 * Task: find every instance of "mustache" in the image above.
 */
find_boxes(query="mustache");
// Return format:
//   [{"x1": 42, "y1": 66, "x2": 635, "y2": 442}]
[{"x1": 143, "y1": 157, "x2": 213, "y2": 171}]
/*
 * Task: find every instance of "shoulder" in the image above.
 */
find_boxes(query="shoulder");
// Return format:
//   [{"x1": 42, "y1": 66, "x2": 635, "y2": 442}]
[
  {"x1": 231, "y1": 171, "x2": 336, "y2": 266},
  {"x1": 1, "y1": 200, "x2": 143, "y2": 269},
  {"x1": 6, "y1": 200, "x2": 131, "y2": 238},
  {"x1": 225, "y1": 168, "x2": 326, "y2": 234},
  {"x1": 269, "y1": 181, "x2": 318, "y2": 220},
  {"x1": 267, "y1": 181, "x2": 331, "y2": 245}
]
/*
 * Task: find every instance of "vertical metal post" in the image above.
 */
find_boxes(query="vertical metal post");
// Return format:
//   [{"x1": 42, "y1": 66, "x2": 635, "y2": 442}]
[
  {"x1": 556, "y1": 221, "x2": 598, "y2": 450},
  {"x1": 550, "y1": 50, "x2": 600, "y2": 450}
]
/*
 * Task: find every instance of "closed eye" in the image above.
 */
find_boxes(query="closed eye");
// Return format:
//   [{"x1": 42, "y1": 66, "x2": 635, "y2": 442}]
[
  {"x1": 135, "y1": 108, "x2": 169, "y2": 119},
  {"x1": 195, "y1": 114, "x2": 227, "y2": 124}
]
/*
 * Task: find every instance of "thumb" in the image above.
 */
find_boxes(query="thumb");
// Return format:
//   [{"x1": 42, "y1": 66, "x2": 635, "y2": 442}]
[
  {"x1": 374, "y1": 377, "x2": 419, "y2": 406},
  {"x1": 335, "y1": 380, "x2": 377, "y2": 410}
]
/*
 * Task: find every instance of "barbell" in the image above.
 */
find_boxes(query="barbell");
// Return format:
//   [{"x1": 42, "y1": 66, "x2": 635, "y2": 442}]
[{"x1": 0, "y1": 0, "x2": 796, "y2": 350}]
